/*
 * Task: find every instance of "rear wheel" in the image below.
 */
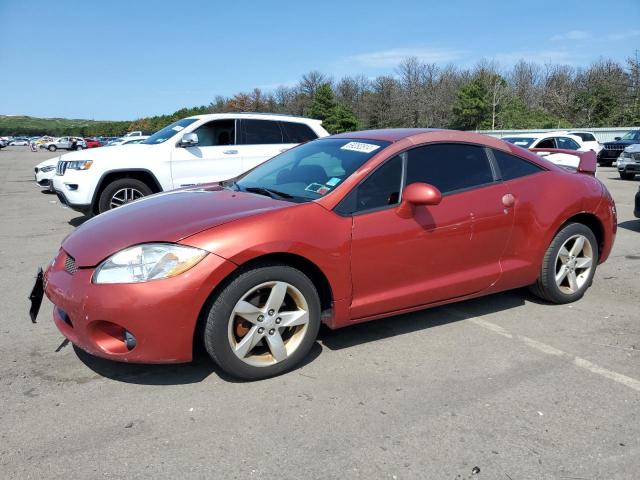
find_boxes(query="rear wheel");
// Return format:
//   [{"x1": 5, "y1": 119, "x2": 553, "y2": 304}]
[
  {"x1": 97, "y1": 178, "x2": 152, "y2": 213},
  {"x1": 620, "y1": 171, "x2": 636, "y2": 180},
  {"x1": 529, "y1": 223, "x2": 598, "y2": 304},
  {"x1": 203, "y1": 264, "x2": 321, "y2": 380}
]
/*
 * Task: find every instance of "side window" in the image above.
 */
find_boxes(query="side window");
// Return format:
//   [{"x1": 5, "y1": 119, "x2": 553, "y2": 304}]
[
  {"x1": 280, "y1": 122, "x2": 318, "y2": 143},
  {"x1": 240, "y1": 120, "x2": 283, "y2": 144},
  {"x1": 335, "y1": 155, "x2": 403, "y2": 215},
  {"x1": 493, "y1": 149, "x2": 544, "y2": 181},
  {"x1": 536, "y1": 138, "x2": 556, "y2": 149},
  {"x1": 406, "y1": 143, "x2": 494, "y2": 194},
  {"x1": 192, "y1": 119, "x2": 235, "y2": 147},
  {"x1": 557, "y1": 137, "x2": 580, "y2": 150}
]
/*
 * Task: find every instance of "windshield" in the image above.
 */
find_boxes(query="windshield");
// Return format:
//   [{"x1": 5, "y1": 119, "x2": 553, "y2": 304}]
[
  {"x1": 503, "y1": 137, "x2": 536, "y2": 148},
  {"x1": 235, "y1": 138, "x2": 391, "y2": 202},
  {"x1": 621, "y1": 130, "x2": 640, "y2": 141},
  {"x1": 142, "y1": 118, "x2": 199, "y2": 144}
]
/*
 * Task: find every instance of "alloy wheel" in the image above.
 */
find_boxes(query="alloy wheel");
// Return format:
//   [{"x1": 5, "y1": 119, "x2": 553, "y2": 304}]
[
  {"x1": 227, "y1": 281, "x2": 310, "y2": 367},
  {"x1": 109, "y1": 187, "x2": 144, "y2": 209},
  {"x1": 554, "y1": 234, "x2": 594, "y2": 294}
]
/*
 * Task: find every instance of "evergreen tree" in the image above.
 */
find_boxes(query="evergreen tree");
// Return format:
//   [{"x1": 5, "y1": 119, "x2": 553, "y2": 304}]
[
  {"x1": 451, "y1": 77, "x2": 491, "y2": 130},
  {"x1": 309, "y1": 83, "x2": 336, "y2": 121}
]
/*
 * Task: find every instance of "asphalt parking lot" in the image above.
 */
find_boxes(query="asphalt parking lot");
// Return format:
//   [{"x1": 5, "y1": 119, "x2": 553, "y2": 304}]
[{"x1": 0, "y1": 146, "x2": 638, "y2": 479}]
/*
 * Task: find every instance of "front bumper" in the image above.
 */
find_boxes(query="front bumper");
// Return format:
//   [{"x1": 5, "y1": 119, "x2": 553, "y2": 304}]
[
  {"x1": 598, "y1": 149, "x2": 623, "y2": 163},
  {"x1": 44, "y1": 248, "x2": 237, "y2": 363},
  {"x1": 54, "y1": 188, "x2": 93, "y2": 215},
  {"x1": 618, "y1": 160, "x2": 640, "y2": 174}
]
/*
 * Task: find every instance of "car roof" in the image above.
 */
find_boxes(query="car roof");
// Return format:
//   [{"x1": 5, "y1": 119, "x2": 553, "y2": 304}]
[
  {"x1": 186, "y1": 112, "x2": 323, "y2": 124},
  {"x1": 330, "y1": 128, "x2": 512, "y2": 151}
]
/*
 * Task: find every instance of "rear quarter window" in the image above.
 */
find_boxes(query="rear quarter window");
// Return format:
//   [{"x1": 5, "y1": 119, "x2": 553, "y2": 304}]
[
  {"x1": 280, "y1": 122, "x2": 318, "y2": 143},
  {"x1": 493, "y1": 149, "x2": 544, "y2": 181}
]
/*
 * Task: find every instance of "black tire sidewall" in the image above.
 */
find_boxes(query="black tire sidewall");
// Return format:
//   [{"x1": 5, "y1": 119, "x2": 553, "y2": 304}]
[
  {"x1": 540, "y1": 223, "x2": 599, "y2": 303},
  {"x1": 48, "y1": 145, "x2": 56, "y2": 151},
  {"x1": 204, "y1": 265, "x2": 321, "y2": 381},
  {"x1": 98, "y1": 178, "x2": 152, "y2": 213}
]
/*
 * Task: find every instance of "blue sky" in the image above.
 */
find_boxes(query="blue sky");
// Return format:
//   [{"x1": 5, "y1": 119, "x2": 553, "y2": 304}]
[{"x1": 1, "y1": 0, "x2": 638, "y2": 120}]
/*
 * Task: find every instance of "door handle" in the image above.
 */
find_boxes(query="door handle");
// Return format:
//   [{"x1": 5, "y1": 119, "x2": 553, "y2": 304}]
[
  {"x1": 502, "y1": 193, "x2": 515, "y2": 208},
  {"x1": 223, "y1": 149, "x2": 238, "y2": 155}
]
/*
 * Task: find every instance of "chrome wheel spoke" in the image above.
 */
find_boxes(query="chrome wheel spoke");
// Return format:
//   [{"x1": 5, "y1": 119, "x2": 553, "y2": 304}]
[
  {"x1": 555, "y1": 265, "x2": 569, "y2": 284},
  {"x1": 575, "y1": 257, "x2": 592, "y2": 269},
  {"x1": 570, "y1": 236, "x2": 585, "y2": 256},
  {"x1": 278, "y1": 310, "x2": 308, "y2": 328},
  {"x1": 234, "y1": 326, "x2": 262, "y2": 358},
  {"x1": 266, "y1": 331, "x2": 287, "y2": 362},
  {"x1": 558, "y1": 246, "x2": 570, "y2": 263},
  {"x1": 234, "y1": 300, "x2": 263, "y2": 324},
  {"x1": 567, "y1": 271, "x2": 579, "y2": 292},
  {"x1": 265, "y1": 281, "x2": 287, "y2": 313}
]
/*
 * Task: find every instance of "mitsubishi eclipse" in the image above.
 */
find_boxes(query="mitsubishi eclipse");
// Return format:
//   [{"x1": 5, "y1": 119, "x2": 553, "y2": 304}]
[{"x1": 31, "y1": 129, "x2": 616, "y2": 380}]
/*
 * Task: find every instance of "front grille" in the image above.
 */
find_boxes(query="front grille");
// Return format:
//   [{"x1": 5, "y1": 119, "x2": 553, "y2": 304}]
[
  {"x1": 603, "y1": 144, "x2": 626, "y2": 151},
  {"x1": 64, "y1": 254, "x2": 78, "y2": 275},
  {"x1": 56, "y1": 161, "x2": 68, "y2": 176}
]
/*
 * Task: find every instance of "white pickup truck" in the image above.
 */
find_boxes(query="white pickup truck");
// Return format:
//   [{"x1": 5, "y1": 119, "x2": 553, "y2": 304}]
[{"x1": 51, "y1": 113, "x2": 329, "y2": 215}]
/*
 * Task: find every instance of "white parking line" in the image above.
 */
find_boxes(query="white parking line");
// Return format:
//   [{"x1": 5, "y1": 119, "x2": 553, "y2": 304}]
[{"x1": 469, "y1": 318, "x2": 640, "y2": 393}]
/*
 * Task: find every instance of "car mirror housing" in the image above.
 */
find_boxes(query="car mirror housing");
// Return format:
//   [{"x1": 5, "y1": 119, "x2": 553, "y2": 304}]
[
  {"x1": 180, "y1": 132, "x2": 199, "y2": 147},
  {"x1": 614, "y1": 137, "x2": 621, "y2": 141},
  {"x1": 397, "y1": 182, "x2": 442, "y2": 218}
]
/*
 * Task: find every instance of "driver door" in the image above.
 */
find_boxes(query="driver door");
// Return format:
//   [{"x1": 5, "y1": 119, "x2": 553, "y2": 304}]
[{"x1": 170, "y1": 119, "x2": 242, "y2": 188}]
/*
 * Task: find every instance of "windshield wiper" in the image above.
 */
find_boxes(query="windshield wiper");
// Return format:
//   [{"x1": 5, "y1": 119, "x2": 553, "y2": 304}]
[{"x1": 243, "y1": 186, "x2": 294, "y2": 199}]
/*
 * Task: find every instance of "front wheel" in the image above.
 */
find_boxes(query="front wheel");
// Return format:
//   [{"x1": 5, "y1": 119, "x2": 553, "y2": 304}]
[
  {"x1": 97, "y1": 178, "x2": 152, "y2": 213},
  {"x1": 620, "y1": 171, "x2": 636, "y2": 180},
  {"x1": 529, "y1": 223, "x2": 598, "y2": 304},
  {"x1": 48, "y1": 145, "x2": 56, "y2": 152},
  {"x1": 203, "y1": 264, "x2": 321, "y2": 380}
]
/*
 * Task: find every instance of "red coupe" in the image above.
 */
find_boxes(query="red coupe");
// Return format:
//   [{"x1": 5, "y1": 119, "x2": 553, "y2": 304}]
[
  {"x1": 35, "y1": 129, "x2": 616, "y2": 380},
  {"x1": 83, "y1": 138, "x2": 102, "y2": 148}
]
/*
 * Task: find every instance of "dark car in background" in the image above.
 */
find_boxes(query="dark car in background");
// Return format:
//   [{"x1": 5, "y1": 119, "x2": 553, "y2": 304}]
[{"x1": 597, "y1": 130, "x2": 640, "y2": 166}]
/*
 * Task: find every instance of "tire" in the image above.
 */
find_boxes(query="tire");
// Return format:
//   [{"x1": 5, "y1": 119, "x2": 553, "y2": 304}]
[
  {"x1": 76, "y1": 145, "x2": 83, "y2": 151},
  {"x1": 97, "y1": 178, "x2": 152, "y2": 213},
  {"x1": 48, "y1": 145, "x2": 56, "y2": 152},
  {"x1": 529, "y1": 222, "x2": 598, "y2": 304},
  {"x1": 620, "y1": 171, "x2": 636, "y2": 180},
  {"x1": 203, "y1": 264, "x2": 321, "y2": 380}
]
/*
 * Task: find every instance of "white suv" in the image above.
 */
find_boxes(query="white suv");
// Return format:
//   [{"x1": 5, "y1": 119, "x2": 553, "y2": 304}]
[{"x1": 51, "y1": 113, "x2": 329, "y2": 215}]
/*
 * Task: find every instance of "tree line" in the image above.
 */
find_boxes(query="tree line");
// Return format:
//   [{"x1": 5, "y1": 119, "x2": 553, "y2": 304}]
[{"x1": 4, "y1": 52, "x2": 639, "y2": 137}]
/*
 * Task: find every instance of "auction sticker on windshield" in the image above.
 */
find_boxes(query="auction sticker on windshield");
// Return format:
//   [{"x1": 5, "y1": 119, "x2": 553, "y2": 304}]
[{"x1": 340, "y1": 142, "x2": 381, "y2": 154}]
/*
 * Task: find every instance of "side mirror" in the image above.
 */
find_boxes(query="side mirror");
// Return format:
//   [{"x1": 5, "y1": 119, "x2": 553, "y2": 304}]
[
  {"x1": 180, "y1": 132, "x2": 199, "y2": 147},
  {"x1": 397, "y1": 182, "x2": 441, "y2": 217},
  {"x1": 614, "y1": 137, "x2": 621, "y2": 141}
]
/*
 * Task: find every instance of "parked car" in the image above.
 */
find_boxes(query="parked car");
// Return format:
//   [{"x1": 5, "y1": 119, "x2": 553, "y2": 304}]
[
  {"x1": 84, "y1": 138, "x2": 102, "y2": 149},
  {"x1": 51, "y1": 113, "x2": 329, "y2": 216},
  {"x1": 34, "y1": 157, "x2": 59, "y2": 190},
  {"x1": 634, "y1": 186, "x2": 640, "y2": 219},
  {"x1": 556, "y1": 131, "x2": 602, "y2": 153},
  {"x1": 41, "y1": 137, "x2": 87, "y2": 152},
  {"x1": 502, "y1": 133, "x2": 588, "y2": 169},
  {"x1": 597, "y1": 130, "x2": 640, "y2": 166},
  {"x1": 105, "y1": 136, "x2": 149, "y2": 146},
  {"x1": 0, "y1": 138, "x2": 7, "y2": 149},
  {"x1": 9, "y1": 137, "x2": 30, "y2": 146},
  {"x1": 123, "y1": 131, "x2": 143, "y2": 137},
  {"x1": 33, "y1": 129, "x2": 616, "y2": 380},
  {"x1": 617, "y1": 144, "x2": 640, "y2": 180}
]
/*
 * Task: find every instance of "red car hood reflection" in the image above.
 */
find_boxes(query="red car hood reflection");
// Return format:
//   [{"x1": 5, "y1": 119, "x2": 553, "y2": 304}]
[{"x1": 63, "y1": 186, "x2": 291, "y2": 267}]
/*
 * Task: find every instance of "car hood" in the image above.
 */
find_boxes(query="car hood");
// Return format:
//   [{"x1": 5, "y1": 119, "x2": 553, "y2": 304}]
[
  {"x1": 62, "y1": 186, "x2": 292, "y2": 266},
  {"x1": 604, "y1": 140, "x2": 638, "y2": 148},
  {"x1": 59, "y1": 143, "x2": 154, "y2": 161},
  {"x1": 37, "y1": 156, "x2": 60, "y2": 168}
]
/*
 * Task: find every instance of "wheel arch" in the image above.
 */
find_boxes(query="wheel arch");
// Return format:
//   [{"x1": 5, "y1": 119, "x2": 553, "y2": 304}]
[
  {"x1": 91, "y1": 169, "x2": 163, "y2": 214},
  {"x1": 192, "y1": 251, "x2": 334, "y2": 358},
  {"x1": 555, "y1": 212, "x2": 605, "y2": 257}
]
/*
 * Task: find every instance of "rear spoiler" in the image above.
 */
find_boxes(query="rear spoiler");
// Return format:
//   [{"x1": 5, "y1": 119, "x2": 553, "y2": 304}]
[{"x1": 530, "y1": 148, "x2": 597, "y2": 176}]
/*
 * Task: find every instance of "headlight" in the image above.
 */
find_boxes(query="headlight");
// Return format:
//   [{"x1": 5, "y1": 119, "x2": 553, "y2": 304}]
[
  {"x1": 93, "y1": 243, "x2": 208, "y2": 284},
  {"x1": 40, "y1": 165, "x2": 56, "y2": 172},
  {"x1": 66, "y1": 160, "x2": 93, "y2": 170}
]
